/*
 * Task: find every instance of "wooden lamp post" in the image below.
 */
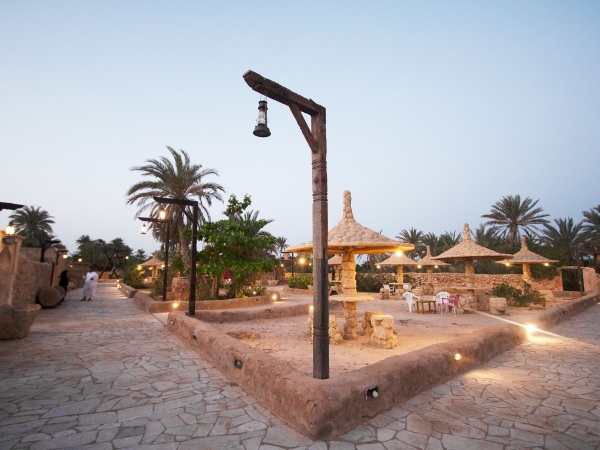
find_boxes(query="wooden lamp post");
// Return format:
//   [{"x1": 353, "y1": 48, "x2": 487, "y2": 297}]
[
  {"x1": 152, "y1": 196, "x2": 198, "y2": 317},
  {"x1": 139, "y1": 213, "x2": 172, "y2": 302},
  {"x1": 243, "y1": 70, "x2": 330, "y2": 380}
]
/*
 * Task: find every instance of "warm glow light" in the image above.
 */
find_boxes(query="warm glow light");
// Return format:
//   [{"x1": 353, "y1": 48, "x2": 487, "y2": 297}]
[
  {"x1": 434, "y1": 265, "x2": 438, "y2": 269},
  {"x1": 252, "y1": 291, "x2": 256, "y2": 295},
  {"x1": 395, "y1": 251, "x2": 403, "y2": 256},
  {"x1": 526, "y1": 324, "x2": 537, "y2": 333},
  {"x1": 272, "y1": 294, "x2": 277, "y2": 300},
  {"x1": 376, "y1": 264, "x2": 381, "y2": 269},
  {"x1": 454, "y1": 353, "x2": 461, "y2": 361},
  {"x1": 78, "y1": 258, "x2": 82, "y2": 263},
  {"x1": 505, "y1": 263, "x2": 510, "y2": 266},
  {"x1": 159, "y1": 210, "x2": 166, "y2": 220},
  {"x1": 309, "y1": 305, "x2": 314, "y2": 313},
  {"x1": 544, "y1": 263, "x2": 549, "y2": 267},
  {"x1": 161, "y1": 265, "x2": 165, "y2": 269},
  {"x1": 125, "y1": 256, "x2": 129, "y2": 260},
  {"x1": 173, "y1": 302, "x2": 179, "y2": 308},
  {"x1": 5, "y1": 224, "x2": 15, "y2": 236},
  {"x1": 141, "y1": 224, "x2": 147, "y2": 235},
  {"x1": 137, "y1": 265, "x2": 142, "y2": 269},
  {"x1": 299, "y1": 257, "x2": 306, "y2": 264},
  {"x1": 417, "y1": 265, "x2": 422, "y2": 269},
  {"x1": 62, "y1": 254, "x2": 68, "y2": 259}
]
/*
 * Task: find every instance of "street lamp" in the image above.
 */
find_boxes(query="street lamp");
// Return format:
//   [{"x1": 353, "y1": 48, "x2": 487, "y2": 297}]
[
  {"x1": 244, "y1": 70, "x2": 329, "y2": 379},
  {"x1": 139, "y1": 211, "x2": 172, "y2": 302},
  {"x1": 153, "y1": 196, "x2": 198, "y2": 317}
]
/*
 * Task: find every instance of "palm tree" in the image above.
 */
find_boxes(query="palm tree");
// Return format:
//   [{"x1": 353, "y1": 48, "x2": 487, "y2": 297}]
[
  {"x1": 582, "y1": 205, "x2": 600, "y2": 238},
  {"x1": 421, "y1": 232, "x2": 439, "y2": 256},
  {"x1": 396, "y1": 228, "x2": 425, "y2": 258},
  {"x1": 482, "y1": 195, "x2": 550, "y2": 244},
  {"x1": 275, "y1": 236, "x2": 288, "y2": 257},
  {"x1": 126, "y1": 147, "x2": 225, "y2": 267},
  {"x1": 438, "y1": 230, "x2": 462, "y2": 253},
  {"x1": 9, "y1": 206, "x2": 55, "y2": 246},
  {"x1": 540, "y1": 218, "x2": 585, "y2": 264}
]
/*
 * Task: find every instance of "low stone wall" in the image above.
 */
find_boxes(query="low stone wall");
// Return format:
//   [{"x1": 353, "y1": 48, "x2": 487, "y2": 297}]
[
  {"x1": 132, "y1": 291, "x2": 279, "y2": 314},
  {"x1": 409, "y1": 272, "x2": 558, "y2": 290},
  {"x1": 166, "y1": 291, "x2": 599, "y2": 440},
  {"x1": 118, "y1": 282, "x2": 138, "y2": 298},
  {"x1": 282, "y1": 286, "x2": 313, "y2": 296},
  {"x1": 194, "y1": 302, "x2": 308, "y2": 323},
  {"x1": 11, "y1": 256, "x2": 51, "y2": 306}
]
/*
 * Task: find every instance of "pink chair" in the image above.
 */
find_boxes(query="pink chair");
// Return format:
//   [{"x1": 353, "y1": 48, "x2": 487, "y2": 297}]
[{"x1": 442, "y1": 294, "x2": 460, "y2": 317}]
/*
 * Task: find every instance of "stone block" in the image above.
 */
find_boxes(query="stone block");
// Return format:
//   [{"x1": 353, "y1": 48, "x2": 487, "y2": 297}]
[
  {"x1": 0, "y1": 304, "x2": 41, "y2": 339},
  {"x1": 379, "y1": 288, "x2": 389, "y2": 299},
  {"x1": 369, "y1": 314, "x2": 398, "y2": 349},
  {"x1": 489, "y1": 297, "x2": 508, "y2": 315},
  {"x1": 362, "y1": 310, "x2": 383, "y2": 336}
]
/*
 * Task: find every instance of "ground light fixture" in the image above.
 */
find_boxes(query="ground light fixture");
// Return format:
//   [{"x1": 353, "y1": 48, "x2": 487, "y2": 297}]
[
  {"x1": 253, "y1": 99, "x2": 271, "y2": 137},
  {"x1": 454, "y1": 353, "x2": 461, "y2": 361},
  {"x1": 365, "y1": 386, "x2": 379, "y2": 399}
]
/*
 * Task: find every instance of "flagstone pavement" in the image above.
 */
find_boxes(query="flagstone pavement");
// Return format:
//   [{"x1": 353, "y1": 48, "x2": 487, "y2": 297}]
[{"x1": 1, "y1": 284, "x2": 599, "y2": 450}]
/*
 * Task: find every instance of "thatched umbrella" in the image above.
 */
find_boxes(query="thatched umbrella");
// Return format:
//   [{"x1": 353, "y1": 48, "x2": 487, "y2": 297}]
[
  {"x1": 328, "y1": 254, "x2": 342, "y2": 281},
  {"x1": 415, "y1": 245, "x2": 450, "y2": 293},
  {"x1": 287, "y1": 190, "x2": 413, "y2": 339},
  {"x1": 497, "y1": 237, "x2": 557, "y2": 284},
  {"x1": 378, "y1": 252, "x2": 420, "y2": 286},
  {"x1": 432, "y1": 223, "x2": 512, "y2": 312},
  {"x1": 140, "y1": 251, "x2": 164, "y2": 278}
]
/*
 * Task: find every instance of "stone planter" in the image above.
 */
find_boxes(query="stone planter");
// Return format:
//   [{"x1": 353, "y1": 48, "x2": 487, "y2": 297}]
[{"x1": 0, "y1": 304, "x2": 41, "y2": 340}]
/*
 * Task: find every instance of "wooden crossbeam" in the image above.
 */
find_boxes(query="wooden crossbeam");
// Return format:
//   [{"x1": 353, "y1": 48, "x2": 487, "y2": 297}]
[{"x1": 289, "y1": 104, "x2": 318, "y2": 153}]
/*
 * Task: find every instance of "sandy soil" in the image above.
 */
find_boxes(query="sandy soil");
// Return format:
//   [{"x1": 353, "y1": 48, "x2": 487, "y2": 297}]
[{"x1": 209, "y1": 290, "x2": 576, "y2": 377}]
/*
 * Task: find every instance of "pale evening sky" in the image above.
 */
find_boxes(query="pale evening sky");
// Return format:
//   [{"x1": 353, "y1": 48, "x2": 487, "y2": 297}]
[{"x1": 1, "y1": 1, "x2": 599, "y2": 256}]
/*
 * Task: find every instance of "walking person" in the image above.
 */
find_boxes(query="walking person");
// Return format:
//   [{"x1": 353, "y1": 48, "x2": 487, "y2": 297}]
[
  {"x1": 81, "y1": 266, "x2": 99, "y2": 301},
  {"x1": 57, "y1": 270, "x2": 69, "y2": 303}
]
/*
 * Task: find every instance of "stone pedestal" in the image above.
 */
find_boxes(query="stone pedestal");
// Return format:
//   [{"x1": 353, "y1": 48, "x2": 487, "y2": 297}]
[
  {"x1": 342, "y1": 301, "x2": 358, "y2": 340},
  {"x1": 370, "y1": 314, "x2": 398, "y2": 349},
  {"x1": 0, "y1": 304, "x2": 41, "y2": 339},
  {"x1": 363, "y1": 310, "x2": 383, "y2": 336},
  {"x1": 489, "y1": 297, "x2": 508, "y2": 315},
  {"x1": 379, "y1": 288, "x2": 389, "y2": 299},
  {"x1": 341, "y1": 253, "x2": 357, "y2": 296},
  {"x1": 308, "y1": 310, "x2": 343, "y2": 344}
]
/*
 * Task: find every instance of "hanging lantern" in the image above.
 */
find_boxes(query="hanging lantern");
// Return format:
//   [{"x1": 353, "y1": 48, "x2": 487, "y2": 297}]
[
  {"x1": 159, "y1": 210, "x2": 166, "y2": 220},
  {"x1": 253, "y1": 99, "x2": 271, "y2": 137},
  {"x1": 141, "y1": 224, "x2": 147, "y2": 235}
]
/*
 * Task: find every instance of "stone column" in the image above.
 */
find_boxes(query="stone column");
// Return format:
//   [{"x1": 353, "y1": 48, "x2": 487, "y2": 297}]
[
  {"x1": 522, "y1": 263, "x2": 532, "y2": 284},
  {"x1": 463, "y1": 259, "x2": 477, "y2": 311},
  {"x1": 0, "y1": 232, "x2": 25, "y2": 306},
  {"x1": 397, "y1": 265, "x2": 403, "y2": 285},
  {"x1": 342, "y1": 301, "x2": 358, "y2": 340},
  {"x1": 341, "y1": 252, "x2": 357, "y2": 296}
]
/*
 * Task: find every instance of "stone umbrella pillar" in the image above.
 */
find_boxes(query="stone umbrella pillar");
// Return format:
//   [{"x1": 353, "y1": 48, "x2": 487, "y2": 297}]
[
  {"x1": 522, "y1": 263, "x2": 532, "y2": 284},
  {"x1": 0, "y1": 232, "x2": 25, "y2": 306},
  {"x1": 397, "y1": 265, "x2": 403, "y2": 285},
  {"x1": 496, "y1": 237, "x2": 557, "y2": 286},
  {"x1": 341, "y1": 253, "x2": 357, "y2": 296},
  {"x1": 463, "y1": 259, "x2": 477, "y2": 311}
]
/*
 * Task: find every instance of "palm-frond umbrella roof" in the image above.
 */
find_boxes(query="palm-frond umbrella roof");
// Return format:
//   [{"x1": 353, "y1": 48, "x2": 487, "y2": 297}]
[
  {"x1": 497, "y1": 237, "x2": 558, "y2": 265},
  {"x1": 432, "y1": 223, "x2": 513, "y2": 261},
  {"x1": 140, "y1": 252, "x2": 164, "y2": 267},
  {"x1": 417, "y1": 245, "x2": 450, "y2": 266},
  {"x1": 328, "y1": 254, "x2": 343, "y2": 265},
  {"x1": 287, "y1": 190, "x2": 414, "y2": 255},
  {"x1": 379, "y1": 253, "x2": 419, "y2": 266}
]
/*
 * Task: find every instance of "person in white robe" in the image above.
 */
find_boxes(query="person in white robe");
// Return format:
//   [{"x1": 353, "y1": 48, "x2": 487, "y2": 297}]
[{"x1": 81, "y1": 268, "x2": 99, "y2": 301}]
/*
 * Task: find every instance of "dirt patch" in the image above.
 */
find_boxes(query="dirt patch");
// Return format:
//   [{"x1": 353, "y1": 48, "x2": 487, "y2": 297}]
[{"x1": 227, "y1": 330, "x2": 260, "y2": 340}]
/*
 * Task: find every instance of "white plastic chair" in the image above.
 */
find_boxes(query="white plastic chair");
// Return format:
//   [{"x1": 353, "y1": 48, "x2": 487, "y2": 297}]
[
  {"x1": 433, "y1": 291, "x2": 450, "y2": 313},
  {"x1": 403, "y1": 292, "x2": 420, "y2": 313},
  {"x1": 385, "y1": 284, "x2": 395, "y2": 296}
]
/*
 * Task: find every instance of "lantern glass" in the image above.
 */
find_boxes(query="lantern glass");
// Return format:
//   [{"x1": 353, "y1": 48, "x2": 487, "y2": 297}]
[
  {"x1": 62, "y1": 254, "x2": 68, "y2": 259},
  {"x1": 5, "y1": 224, "x2": 15, "y2": 236},
  {"x1": 159, "y1": 210, "x2": 166, "y2": 220},
  {"x1": 141, "y1": 224, "x2": 147, "y2": 235},
  {"x1": 253, "y1": 99, "x2": 271, "y2": 137}
]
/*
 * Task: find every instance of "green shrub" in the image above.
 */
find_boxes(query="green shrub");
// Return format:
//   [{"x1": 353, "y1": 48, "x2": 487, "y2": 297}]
[
  {"x1": 240, "y1": 286, "x2": 267, "y2": 297},
  {"x1": 287, "y1": 274, "x2": 313, "y2": 289},
  {"x1": 122, "y1": 265, "x2": 145, "y2": 289},
  {"x1": 491, "y1": 282, "x2": 545, "y2": 307},
  {"x1": 356, "y1": 273, "x2": 397, "y2": 292}
]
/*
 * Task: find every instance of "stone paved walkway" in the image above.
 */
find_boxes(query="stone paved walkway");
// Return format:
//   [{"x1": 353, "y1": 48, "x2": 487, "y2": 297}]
[{"x1": 0, "y1": 284, "x2": 599, "y2": 450}]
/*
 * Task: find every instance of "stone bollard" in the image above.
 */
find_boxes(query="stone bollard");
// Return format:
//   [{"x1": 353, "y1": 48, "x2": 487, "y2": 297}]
[
  {"x1": 379, "y1": 288, "x2": 389, "y2": 300},
  {"x1": 308, "y1": 309, "x2": 343, "y2": 345},
  {"x1": 362, "y1": 310, "x2": 383, "y2": 336},
  {"x1": 370, "y1": 314, "x2": 398, "y2": 349},
  {"x1": 489, "y1": 297, "x2": 508, "y2": 315}
]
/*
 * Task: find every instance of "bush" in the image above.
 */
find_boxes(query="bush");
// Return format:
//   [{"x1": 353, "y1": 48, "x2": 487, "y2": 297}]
[
  {"x1": 491, "y1": 282, "x2": 545, "y2": 307},
  {"x1": 287, "y1": 274, "x2": 313, "y2": 289},
  {"x1": 122, "y1": 265, "x2": 145, "y2": 289},
  {"x1": 356, "y1": 273, "x2": 397, "y2": 292},
  {"x1": 240, "y1": 286, "x2": 267, "y2": 297}
]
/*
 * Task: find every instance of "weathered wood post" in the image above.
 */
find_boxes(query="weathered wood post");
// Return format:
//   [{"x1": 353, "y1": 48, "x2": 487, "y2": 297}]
[{"x1": 243, "y1": 71, "x2": 330, "y2": 379}]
